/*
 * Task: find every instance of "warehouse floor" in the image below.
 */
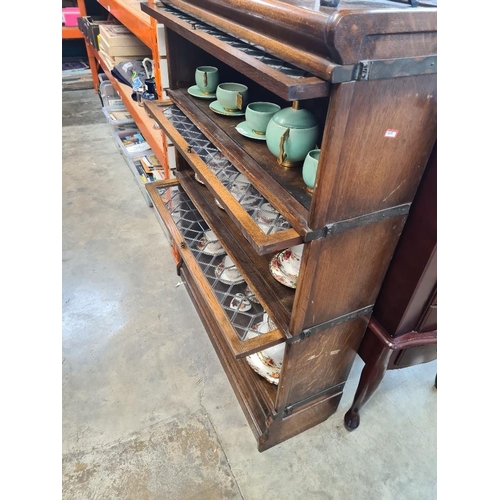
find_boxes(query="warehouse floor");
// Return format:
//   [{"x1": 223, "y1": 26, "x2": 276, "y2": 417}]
[{"x1": 62, "y1": 89, "x2": 437, "y2": 500}]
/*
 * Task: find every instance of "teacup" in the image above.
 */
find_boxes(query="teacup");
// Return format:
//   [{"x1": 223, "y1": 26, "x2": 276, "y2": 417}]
[
  {"x1": 195, "y1": 66, "x2": 219, "y2": 94},
  {"x1": 280, "y1": 244, "x2": 304, "y2": 278},
  {"x1": 245, "y1": 102, "x2": 281, "y2": 136},
  {"x1": 302, "y1": 149, "x2": 320, "y2": 193},
  {"x1": 216, "y1": 83, "x2": 248, "y2": 111},
  {"x1": 259, "y1": 314, "x2": 284, "y2": 367},
  {"x1": 222, "y1": 255, "x2": 241, "y2": 281},
  {"x1": 199, "y1": 230, "x2": 223, "y2": 254}
]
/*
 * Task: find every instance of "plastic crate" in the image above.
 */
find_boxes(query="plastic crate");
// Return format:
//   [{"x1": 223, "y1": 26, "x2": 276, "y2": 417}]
[
  {"x1": 98, "y1": 73, "x2": 109, "y2": 84},
  {"x1": 102, "y1": 105, "x2": 135, "y2": 127},
  {"x1": 113, "y1": 128, "x2": 152, "y2": 158},
  {"x1": 123, "y1": 155, "x2": 154, "y2": 207},
  {"x1": 100, "y1": 81, "x2": 122, "y2": 107}
]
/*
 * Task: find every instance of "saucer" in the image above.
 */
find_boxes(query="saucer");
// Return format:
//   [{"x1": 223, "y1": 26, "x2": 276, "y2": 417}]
[
  {"x1": 209, "y1": 100, "x2": 245, "y2": 117},
  {"x1": 194, "y1": 172, "x2": 205, "y2": 185},
  {"x1": 214, "y1": 262, "x2": 245, "y2": 285},
  {"x1": 245, "y1": 331, "x2": 280, "y2": 385},
  {"x1": 187, "y1": 85, "x2": 216, "y2": 99},
  {"x1": 229, "y1": 293, "x2": 252, "y2": 312},
  {"x1": 269, "y1": 252, "x2": 298, "y2": 289},
  {"x1": 235, "y1": 121, "x2": 267, "y2": 140}
]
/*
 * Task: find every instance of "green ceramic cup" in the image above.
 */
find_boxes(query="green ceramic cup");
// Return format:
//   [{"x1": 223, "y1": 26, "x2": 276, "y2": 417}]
[
  {"x1": 216, "y1": 83, "x2": 248, "y2": 111},
  {"x1": 195, "y1": 66, "x2": 219, "y2": 94},
  {"x1": 302, "y1": 149, "x2": 321, "y2": 193},
  {"x1": 245, "y1": 102, "x2": 281, "y2": 135}
]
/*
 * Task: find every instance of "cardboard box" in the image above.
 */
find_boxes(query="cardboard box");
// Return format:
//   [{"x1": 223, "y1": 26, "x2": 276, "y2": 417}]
[
  {"x1": 99, "y1": 24, "x2": 149, "y2": 48},
  {"x1": 99, "y1": 37, "x2": 151, "y2": 58},
  {"x1": 78, "y1": 16, "x2": 115, "y2": 49}
]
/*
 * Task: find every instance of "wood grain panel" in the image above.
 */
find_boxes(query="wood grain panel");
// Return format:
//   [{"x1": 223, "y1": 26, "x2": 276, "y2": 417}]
[
  {"x1": 310, "y1": 74, "x2": 436, "y2": 226},
  {"x1": 291, "y1": 215, "x2": 407, "y2": 332},
  {"x1": 278, "y1": 316, "x2": 369, "y2": 412}
]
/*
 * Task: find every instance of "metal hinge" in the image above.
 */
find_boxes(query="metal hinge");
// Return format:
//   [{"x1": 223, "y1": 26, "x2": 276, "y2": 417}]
[
  {"x1": 282, "y1": 383, "x2": 345, "y2": 417},
  {"x1": 353, "y1": 55, "x2": 437, "y2": 81},
  {"x1": 304, "y1": 204, "x2": 411, "y2": 242},
  {"x1": 288, "y1": 305, "x2": 374, "y2": 344}
]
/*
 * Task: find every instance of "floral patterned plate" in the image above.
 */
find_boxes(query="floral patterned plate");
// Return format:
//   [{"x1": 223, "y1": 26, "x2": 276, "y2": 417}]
[
  {"x1": 245, "y1": 330, "x2": 281, "y2": 385},
  {"x1": 269, "y1": 251, "x2": 298, "y2": 289}
]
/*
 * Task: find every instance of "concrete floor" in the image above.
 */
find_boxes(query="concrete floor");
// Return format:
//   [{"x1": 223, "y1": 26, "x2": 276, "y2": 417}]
[{"x1": 62, "y1": 89, "x2": 437, "y2": 500}]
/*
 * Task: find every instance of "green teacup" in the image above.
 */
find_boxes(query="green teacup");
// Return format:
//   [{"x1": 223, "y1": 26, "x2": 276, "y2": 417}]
[
  {"x1": 195, "y1": 66, "x2": 219, "y2": 94},
  {"x1": 216, "y1": 83, "x2": 248, "y2": 111},
  {"x1": 245, "y1": 102, "x2": 281, "y2": 135},
  {"x1": 302, "y1": 149, "x2": 321, "y2": 193}
]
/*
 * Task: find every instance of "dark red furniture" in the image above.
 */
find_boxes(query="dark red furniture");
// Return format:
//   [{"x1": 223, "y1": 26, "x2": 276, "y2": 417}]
[{"x1": 344, "y1": 144, "x2": 437, "y2": 431}]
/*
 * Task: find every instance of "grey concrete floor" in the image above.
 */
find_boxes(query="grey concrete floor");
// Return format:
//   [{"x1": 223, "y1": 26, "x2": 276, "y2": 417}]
[{"x1": 62, "y1": 89, "x2": 437, "y2": 500}]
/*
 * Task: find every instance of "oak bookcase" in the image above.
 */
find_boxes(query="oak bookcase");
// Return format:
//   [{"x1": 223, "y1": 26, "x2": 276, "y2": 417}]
[{"x1": 140, "y1": 0, "x2": 437, "y2": 451}]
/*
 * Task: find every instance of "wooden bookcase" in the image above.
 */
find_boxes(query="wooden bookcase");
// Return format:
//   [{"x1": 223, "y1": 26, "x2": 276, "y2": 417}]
[{"x1": 140, "y1": 0, "x2": 437, "y2": 451}]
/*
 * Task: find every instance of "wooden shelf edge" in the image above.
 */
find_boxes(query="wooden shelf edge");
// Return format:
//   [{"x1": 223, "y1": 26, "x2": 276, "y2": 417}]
[
  {"x1": 181, "y1": 265, "x2": 278, "y2": 418},
  {"x1": 87, "y1": 43, "x2": 168, "y2": 174}
]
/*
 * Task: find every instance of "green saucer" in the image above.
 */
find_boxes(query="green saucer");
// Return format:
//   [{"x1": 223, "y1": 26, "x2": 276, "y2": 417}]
[
  {"x1": 209, "y1": 100, "x2": 246, "y2": 117},
  {"x1": 235, "y1": 121, "x2": 267, "y2": 141},
  {"x1": 187, "y1": 85, "x2": 216, "y2": 99}
]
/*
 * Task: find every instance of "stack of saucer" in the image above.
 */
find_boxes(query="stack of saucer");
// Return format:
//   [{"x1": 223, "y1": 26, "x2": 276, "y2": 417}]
[
  {"x1": 245, "y1": 313, "x2": 284, "y2": 385},
  {"x1": 269, "y1": 244, "x2": 304, "y2": 289}
]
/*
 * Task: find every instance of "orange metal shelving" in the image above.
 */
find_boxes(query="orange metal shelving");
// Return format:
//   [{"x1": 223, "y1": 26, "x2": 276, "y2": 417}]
[
  {"x1": 87, "y1": 43, "x2": 169, "y2": 174},
  {"x1": 79, "y1": 0, "x2": 169, "y2": 174},
  {"x1": 62, "y1": 26, "x2": 84, "y2": 39}
]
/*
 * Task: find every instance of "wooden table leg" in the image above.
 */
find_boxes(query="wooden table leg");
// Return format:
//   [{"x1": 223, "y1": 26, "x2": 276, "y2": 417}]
[{"x1": 344, "y1": 333, "x2": 392, "y2": 431}]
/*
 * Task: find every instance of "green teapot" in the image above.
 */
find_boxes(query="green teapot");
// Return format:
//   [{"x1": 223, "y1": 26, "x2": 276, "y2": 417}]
[{"x1": 265, "y1": 101, "x2": 319, "y2": 168}]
